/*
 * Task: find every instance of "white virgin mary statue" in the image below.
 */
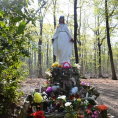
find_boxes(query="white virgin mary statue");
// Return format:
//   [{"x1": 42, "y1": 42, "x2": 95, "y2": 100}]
[{"x1": 52, "y1": 16, "x2": 74, "y2": 65}]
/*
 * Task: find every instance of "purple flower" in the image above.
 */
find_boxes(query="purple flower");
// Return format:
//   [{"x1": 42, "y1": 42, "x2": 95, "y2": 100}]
[
  {"x1": 46, "y1": 87, "x2": 53, "y2": 94},
  {"x1": 81, "y1": 82, "x2": 90, "y2": 86}
]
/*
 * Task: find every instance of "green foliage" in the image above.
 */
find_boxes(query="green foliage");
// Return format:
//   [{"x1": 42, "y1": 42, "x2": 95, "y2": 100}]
[{"x1": 0, "y1": 0, "x2": 37, "y2": 116}]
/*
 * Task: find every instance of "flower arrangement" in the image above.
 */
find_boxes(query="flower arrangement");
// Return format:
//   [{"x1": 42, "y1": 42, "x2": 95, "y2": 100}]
[
  {"x1": 97, "y1": 105, "x2": 107, "y2": 118},
  {"x1": 52, "y1": 62, "x2": 59, "y2": 68},
  {"x1": 64, "y1": 102, "x2": 74, "y2": 118},
  {"x1": 84, "y1": 109, "x2": 100, "y2": 118},
  {"x1": 55, "y1": 95, "x2": 66, "y2": 111},
  {"x1": 84, "y1": 105, "x2": 107, "y2": 118},
  {"x1": 80, "y1": 100, "x2": 89, "y2": 111},
  {"x1": 97, "y1": 105, "x2": 107, "y2": 112},
  {"x1": 80, "y1": 82, "x2": 90, "y2": 86},
  {"x1": 81, "y1": 100, "x2": 89, "y2": 107},
  {"x1": 91, "y1": 110, "x2": 100, "y2": 118},
  {"x1": 31, "y1": 110, "x2": 45, "y2": 118},
  {"x1": 51, "y1": 62, "x2": 62, "y2": 68},
  {"x1": 73, "y1": 98, "x2": 81, "y2": 110}
]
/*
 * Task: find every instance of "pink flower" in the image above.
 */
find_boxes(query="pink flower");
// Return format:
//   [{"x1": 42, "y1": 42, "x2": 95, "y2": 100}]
[
  {"x1": 46, "y1": 81, "x2": 49, "y2": 84},
  {"x1": 91, "y1": 115, "x2": 95, "y2": 117},
  {"x1": 94, "y1": 111, "x2": 98, "y2": 115}
]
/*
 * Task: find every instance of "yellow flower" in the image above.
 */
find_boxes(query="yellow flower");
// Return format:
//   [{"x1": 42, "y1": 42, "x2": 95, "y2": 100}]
[
  {"x1": 54, "y1": 63, "x2": 56, "y2": 67},
  {"x1": 78, "y1": 98, "x2": 81, "y2": 102},
  {"x1": 52, "y1": 63, "x2": 55, "y2": 67},
  {"x1": 55, "y1": 62, "x2": 59, "y2": 66},
  {"x1": 52, "y1": 62, "x2": 59, "y2": 68}
]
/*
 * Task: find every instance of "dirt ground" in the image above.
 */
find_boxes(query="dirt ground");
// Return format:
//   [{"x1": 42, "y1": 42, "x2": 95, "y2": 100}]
[{"x1": 21, "y1": 78, "x2": 118, "y2": 118}]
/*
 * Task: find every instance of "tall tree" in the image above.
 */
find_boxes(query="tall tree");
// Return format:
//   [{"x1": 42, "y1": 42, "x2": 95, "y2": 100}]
[
  {"x1": 74, "y1": 0, "x2": 79, "y2": 63},
  {"x1": 53, "y1": 0, "x2": 57, "y2": 62},
  {"x1": 37, "y1": 0, "x2": 48, "y2": 77},
  {"x1": 105, "y1": 0, "x2": 117, "y2": 80},
  {"x1": 38, "y1": 19, "x2": 43, "y2": 77}
]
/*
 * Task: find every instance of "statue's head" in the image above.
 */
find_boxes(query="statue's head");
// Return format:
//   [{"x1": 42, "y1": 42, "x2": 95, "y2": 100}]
[{"x1": 59, "y1": 16, "x2": 65, "y2": 24}]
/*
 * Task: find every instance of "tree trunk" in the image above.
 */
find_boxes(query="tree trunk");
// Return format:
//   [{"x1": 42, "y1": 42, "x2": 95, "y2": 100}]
[
  {"x1": 105, "y1": 0, "x2": 117, "y2": 80},
  {"x1": 28, "y1": 47, "x2": 31, "y2": 78},
  {"x1": 53, "y1": 0, "x2": 56, "y2": 62},
  {"x1": 78, "y1": 0, "x2": 81, "y2": 63},
  {"x1": 34, "y1": 49, "x2": 37, "y2": 77},
  {"x1": 47, "y1": 40, "x2": 49, "y2": 68},
  {"x1": 94, "y1": 42, "x2": 97, "y2": 78},
  {"x1": 98, "y1": 43, "x2": 102, "y2": 77},
  {"x1": 38, "y1": 20, "x2": 43, "y2": 78},
  {"x1": 94, "y1": 16, "x2": 97, "y2": 78},
  {"x1": 97, "y1": 16, "x2": 102, "y2": 78},
  {"x1": 74, "y1": 0, "x2": 79, "y2": 63}
]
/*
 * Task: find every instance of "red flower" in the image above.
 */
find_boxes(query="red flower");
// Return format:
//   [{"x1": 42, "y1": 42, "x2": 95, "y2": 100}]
[
  {"x1": 97, "y1": 105, "x2": 107, "y2": 112},
  {"x1": 31, "y1": 111, "x2": 45, "y2": 118}
]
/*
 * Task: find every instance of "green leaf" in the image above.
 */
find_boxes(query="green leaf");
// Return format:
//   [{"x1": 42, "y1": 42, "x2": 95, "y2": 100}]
[
  {"x1": 8, "y1": 39, "x2": 12, "y2": 44},
  {"x1": 0, "y1": 11, "x2": 5, "y2": 18},
  {"x1": 17, "y1": 21, "x2": 26, "y2": 34},
  {"x1": 0, "y1": 21, "x2": 5, "y2": 27},
  {"x1": 11, "y1": 17, "x2": 22, "y2": 22},
  {"x1": 0, "y1": 50, "x2": 4, "y2": 53}
]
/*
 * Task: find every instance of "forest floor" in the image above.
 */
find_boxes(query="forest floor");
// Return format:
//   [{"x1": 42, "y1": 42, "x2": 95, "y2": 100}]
[{"x1": 20, "y1": 78, "x2": 118, "y2": 118}]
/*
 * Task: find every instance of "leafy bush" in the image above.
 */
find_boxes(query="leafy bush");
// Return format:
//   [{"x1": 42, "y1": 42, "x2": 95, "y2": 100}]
[{"x1": 0, "y1": 0, "x2": 37, "y2": 116}]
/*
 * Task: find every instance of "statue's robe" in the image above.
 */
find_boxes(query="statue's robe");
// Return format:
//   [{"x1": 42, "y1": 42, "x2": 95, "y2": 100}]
[{"x1": 52, "y1": 24, "x2": 73, "y2": 64}]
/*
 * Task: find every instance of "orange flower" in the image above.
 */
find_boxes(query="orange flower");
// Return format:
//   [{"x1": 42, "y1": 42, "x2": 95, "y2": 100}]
[{"x1": 97, "y1": 105, "x2": 107, "y2": 112}]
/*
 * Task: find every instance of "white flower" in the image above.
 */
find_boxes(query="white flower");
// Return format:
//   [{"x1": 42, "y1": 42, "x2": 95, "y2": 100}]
[
  {"x1": 84, "y1": 100, "x2": 89, "y2": 105},
  {"x1": 45, "y1": 71, "x2": 52, "y2": 77},
  {"x1": 65, "y1": 102, "x2": 71, "y2": 107},
  {"x1": 74, "y1": 63, "x2": 81, "y2": 69},
  {"x1": 89, "y1": 95, "x2": 96, "y2": 100},
  {"x1": 57, "y1": 95, "x2": 66, "y2": 100}
]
